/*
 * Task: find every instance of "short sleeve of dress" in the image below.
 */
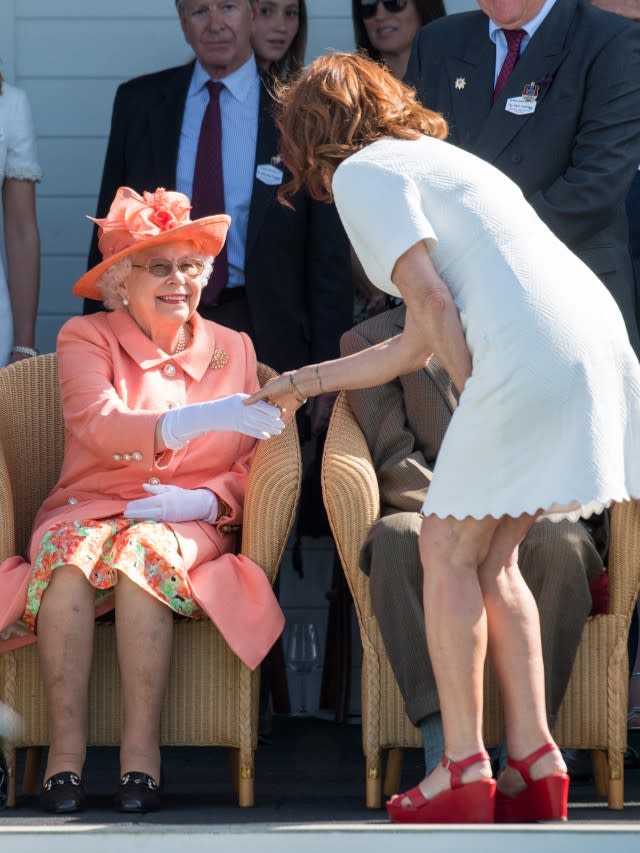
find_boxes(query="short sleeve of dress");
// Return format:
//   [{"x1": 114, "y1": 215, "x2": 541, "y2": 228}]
[
  {"x1": 332, "y1": 152, "x2": 436, "y2": 298},
  {"x1": 3, "y1": 84, "x2": 42, "y2": 182}
]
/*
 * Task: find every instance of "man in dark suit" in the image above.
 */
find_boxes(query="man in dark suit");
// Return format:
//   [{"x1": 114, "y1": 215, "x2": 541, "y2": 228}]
[
  {"x1": 86, "y1": 0, "x2": 352, "y2": 377},
  {"x1": 405, "y1": 0, "x2": 640, "y2": 355},
  {"x1": 591, "y1": 0, "x2": 640, "y2": 729},
  {"x1": 591, "y1": 0, "x2": 640, "y2": 329},
  {"x1": 342, "y1": 304, "x2": 606, "y2": 774}
]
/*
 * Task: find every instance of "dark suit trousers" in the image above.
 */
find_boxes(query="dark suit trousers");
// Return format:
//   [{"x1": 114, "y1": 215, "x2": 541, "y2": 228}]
[{"x1": 363, "y1": 515, "x2": 603, "y2": 727}]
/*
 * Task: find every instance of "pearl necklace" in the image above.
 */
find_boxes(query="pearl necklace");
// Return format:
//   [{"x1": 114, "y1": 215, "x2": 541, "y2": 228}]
[{"x1": 174, "y1": 324, "x2": 191, "y2": 354}]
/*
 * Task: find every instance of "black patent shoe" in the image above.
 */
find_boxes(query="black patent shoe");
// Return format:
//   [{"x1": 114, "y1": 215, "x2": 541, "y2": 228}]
[
  {"x1": 40, "y1": 771, "x2": 85, "y2": 813},
  {"x1": 114, "y1": 771, "x2": 161, "y2": 812}
]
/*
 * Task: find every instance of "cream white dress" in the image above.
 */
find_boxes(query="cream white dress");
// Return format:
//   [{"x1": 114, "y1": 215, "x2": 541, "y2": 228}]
[
  {"x1": 332, "y1": 136, "x2": 640, "y2": 522},
  {"x1": 0, "y1": 82, "x2": 42, "y2": 366}
]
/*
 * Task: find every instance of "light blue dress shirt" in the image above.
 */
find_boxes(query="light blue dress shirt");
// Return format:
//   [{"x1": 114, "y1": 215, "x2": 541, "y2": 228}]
[
  {"x1": 176, "y1": 55, "x2": 260, "y2": 288},
  {"x1": 489, "y1": 0, "x2": 557, "y2": 85}
]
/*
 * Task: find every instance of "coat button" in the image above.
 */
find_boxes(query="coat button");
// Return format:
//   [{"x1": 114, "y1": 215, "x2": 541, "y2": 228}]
[
  {"x1": 163, "y1": 364, "x2": 177, "y2": 377},
  {"x1": 112, "y1": 453, "x2": 122, "y2": 462},
  {"x1": 511, "y1": 153, "x2": 522, "y2": 164},
  {"x1": 148, "y1": 477, "x2": 161, "y2": 485},
  {"x1": 132, "y1": 451, "x2": 142, "y2": 462},
  {"x1": 67, "y1": 496, "x2": 79, "y2": 505}
]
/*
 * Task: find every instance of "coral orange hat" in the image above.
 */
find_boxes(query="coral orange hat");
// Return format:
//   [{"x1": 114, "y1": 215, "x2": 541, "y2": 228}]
[{"x1": 73, "y1": 187, "x2": 231, "y2": 301}]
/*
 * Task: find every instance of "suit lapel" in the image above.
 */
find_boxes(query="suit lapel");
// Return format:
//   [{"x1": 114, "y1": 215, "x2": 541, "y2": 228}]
[
  {"x1": 443, "y1": 34, "x2": 496, "y2": 148},
  {"x1": 473, "y1": 0, "x2": 577, "y2": 162},
  {"x1": 148, "y1": 62, "x2": 194, "y2": 188},
  {"x1": 245, "y1": 79, "x2": 280, "y2": 260}
]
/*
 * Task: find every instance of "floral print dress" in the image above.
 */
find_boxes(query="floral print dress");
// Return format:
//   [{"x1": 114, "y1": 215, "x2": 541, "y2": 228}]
[{"x1": 24, "y1": 518, "x2": 200, "y2": 631}]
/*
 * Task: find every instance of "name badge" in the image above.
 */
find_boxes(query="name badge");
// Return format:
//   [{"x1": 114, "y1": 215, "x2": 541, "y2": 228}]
[
  {"x1": 256, "y1": 164, "x2": 283, "y2": 186},
  {"x1": 505, "y1": 97, "x2": 537, "y2": 116}
]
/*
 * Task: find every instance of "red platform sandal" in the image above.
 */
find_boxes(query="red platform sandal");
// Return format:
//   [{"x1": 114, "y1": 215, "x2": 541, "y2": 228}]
[
  {"x1": 495, "y1": 743, "x2": 569, "y2": 822},
  {"x1": 386, "y1": 750, "x2": 496, "y2": 824}
]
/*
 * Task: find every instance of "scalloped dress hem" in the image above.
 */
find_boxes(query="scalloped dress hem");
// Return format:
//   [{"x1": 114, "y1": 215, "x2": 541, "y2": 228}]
[{"x1": 420, "y1": 495, "x2": 634, "y2": 524}]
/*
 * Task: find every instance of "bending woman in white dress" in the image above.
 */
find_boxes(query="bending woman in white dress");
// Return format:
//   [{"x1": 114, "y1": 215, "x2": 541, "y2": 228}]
[
  {"x1": 248, "y1": 53, "x2": 640, "y2": 824},
  {"x1": 0, "y1": 74, "x2": 41, "y2": 365}
]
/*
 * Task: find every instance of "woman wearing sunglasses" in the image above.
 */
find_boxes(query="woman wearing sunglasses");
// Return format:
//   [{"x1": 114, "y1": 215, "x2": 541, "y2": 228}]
[
  {"x1": 352, "y1": 0, "x2": 445, "y2": 80},
  {"x1": 0, "y1": 186, "x2": 284, "y2": 815},
  {"x1": 251, "y1": 0, "x2": 308, "y2": 80}
]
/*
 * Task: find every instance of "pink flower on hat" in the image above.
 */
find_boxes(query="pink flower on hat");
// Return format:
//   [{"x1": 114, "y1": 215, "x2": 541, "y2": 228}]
[
  {"x1": 90, "y1": 187, "x2": 193, "y2": 259},
  {"x1": 74, "y1": 186, "x2": 230, "y2": 301}
]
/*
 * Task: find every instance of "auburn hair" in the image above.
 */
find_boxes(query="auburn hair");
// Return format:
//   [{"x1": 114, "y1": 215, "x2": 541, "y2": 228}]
[{"x1": 275, "y1": 52, "x2": 448, "y2": 204}]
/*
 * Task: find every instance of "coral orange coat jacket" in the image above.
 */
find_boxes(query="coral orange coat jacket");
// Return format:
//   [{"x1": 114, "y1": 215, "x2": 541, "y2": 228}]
[{"x1": 0, "y1": 309, "x2": 284, "y2": 669}]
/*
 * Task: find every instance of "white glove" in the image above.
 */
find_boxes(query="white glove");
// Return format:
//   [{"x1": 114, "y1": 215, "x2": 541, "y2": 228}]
[
  {"x1": 124, "y1": 483, "x2": 219, "y2": 523},
  {"x1": 160, "y1": 393, "x2": 284, "y2": 450}
]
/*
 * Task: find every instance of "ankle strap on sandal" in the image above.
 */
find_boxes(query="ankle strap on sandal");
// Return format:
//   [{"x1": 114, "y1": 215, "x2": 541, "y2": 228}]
[
  {"x1": 441, "y1": 750, "x2": 491, "y2": 789},
  {"x1": 507, "y1": 742, "x2": 557, "y2": 784}
]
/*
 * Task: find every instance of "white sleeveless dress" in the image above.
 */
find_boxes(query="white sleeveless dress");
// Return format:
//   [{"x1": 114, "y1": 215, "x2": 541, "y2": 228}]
[
  {"x1": 332, "y1": 136, "x2": 640, "y2": 522},
  {"x1": 0, "y1": 82, "x2": 42, "y2": 366}
]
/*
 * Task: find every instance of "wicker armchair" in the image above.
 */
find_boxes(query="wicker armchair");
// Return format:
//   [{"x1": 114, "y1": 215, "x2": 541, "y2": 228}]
[
  {"x1": 0, "y1": 354, "x2": 301, "y2": 808},
  {"x1": 322, "y1": 391, "x2": 640, "y2": 810}
]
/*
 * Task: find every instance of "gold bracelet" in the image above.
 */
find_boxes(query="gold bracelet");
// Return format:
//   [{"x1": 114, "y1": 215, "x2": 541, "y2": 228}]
[
  {"x1": 315, "y1": 365, "x2": 325, "y2": 393},
  {"x1": 289, "y1": 372, "x2": 307, "y2": 404}
]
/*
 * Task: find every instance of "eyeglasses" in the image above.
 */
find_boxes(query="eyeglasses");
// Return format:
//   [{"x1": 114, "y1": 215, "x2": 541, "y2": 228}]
[
  {"x1": 359, "y1": 0, "x2": 410, "y2": 19},
  {"x1": 131, "y1": 258, "x2": 206, "y2": 278}
]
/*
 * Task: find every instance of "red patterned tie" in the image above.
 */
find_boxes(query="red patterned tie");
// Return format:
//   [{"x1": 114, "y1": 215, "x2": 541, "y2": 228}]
[
  {"x1": 191, "y1": 80, "x2": 228, "y2": 306},
  {"x1": 493, "y1": 29, "x2": 526, "y2": 102}
]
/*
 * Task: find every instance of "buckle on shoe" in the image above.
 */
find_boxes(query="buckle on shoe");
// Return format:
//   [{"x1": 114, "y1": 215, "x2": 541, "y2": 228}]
[
  {"x1": 120, "y1": 773, "x2": 158, "y2": 790},
  {"x1": 44, "y1": 772, "x2": 80, "y2": 791}
]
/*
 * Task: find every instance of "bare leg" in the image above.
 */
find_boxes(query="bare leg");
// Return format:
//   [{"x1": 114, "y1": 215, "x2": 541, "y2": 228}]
[
  {"x1": 37, "y1": 565, "x2": 95, "y2": 780},
  {"x1": 405, "y1": 514, "x2": 499, "y2": 802},
  {"x1": 397, "y1": 512, "x2": 563, "y2": 807},
  {"x1": 115, "y1": 574, "x2": 173, "y2": 782},
  {"x1": 477, "y1": 516, "x2": 566, "y2": 795}
]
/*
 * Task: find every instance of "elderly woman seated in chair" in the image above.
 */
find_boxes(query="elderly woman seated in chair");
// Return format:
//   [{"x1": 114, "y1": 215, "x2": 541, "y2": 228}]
[{"x1": 0, "y1": 187, "x2": 284, "y2": 814}]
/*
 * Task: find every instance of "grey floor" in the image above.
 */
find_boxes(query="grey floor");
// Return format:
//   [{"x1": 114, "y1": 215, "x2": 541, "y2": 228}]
[{"x1": 2, "y1": 717, "x2": 640, "y2": 826}]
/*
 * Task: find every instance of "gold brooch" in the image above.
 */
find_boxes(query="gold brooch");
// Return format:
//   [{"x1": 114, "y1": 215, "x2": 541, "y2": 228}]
[
  {"x1": 454, "y1": 77, "x2": 466, "y2": 91},
  {"x1": 209, "y1": 347, "x2": 229, "y2": 370}
]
